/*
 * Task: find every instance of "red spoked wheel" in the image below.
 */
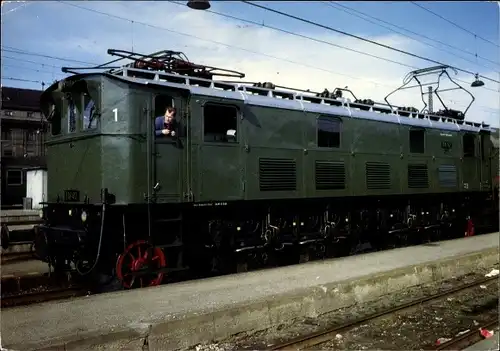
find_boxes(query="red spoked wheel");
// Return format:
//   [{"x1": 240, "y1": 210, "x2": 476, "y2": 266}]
[{"x1": 116, "y1": 240, "x2": 166, "y2": 289}]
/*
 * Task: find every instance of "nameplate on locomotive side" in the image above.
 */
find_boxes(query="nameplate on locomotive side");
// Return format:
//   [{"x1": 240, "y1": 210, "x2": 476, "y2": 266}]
[{"x1": 64, "y1": 189, "x2": 80, "y2": 202}]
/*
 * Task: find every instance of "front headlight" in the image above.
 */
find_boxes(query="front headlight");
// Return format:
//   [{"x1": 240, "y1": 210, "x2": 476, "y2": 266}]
[
  {"x1": 81, "y1": 211, "x2": 87, "y2": 222},
  {"x1": 38, "y1": 209, "x2": 44, "y2": 218}
]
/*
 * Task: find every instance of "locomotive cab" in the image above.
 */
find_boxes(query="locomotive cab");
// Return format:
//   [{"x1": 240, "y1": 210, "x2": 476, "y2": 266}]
[
  {"x1": 40, "y1": 76, "x2": 103, "y2": 204},
  {"x1": 36, "y1": 74, "x2": 190, "y2": 276},
  {"x1": 37, "y1": 76, "x2": 106, "y2": 272}
]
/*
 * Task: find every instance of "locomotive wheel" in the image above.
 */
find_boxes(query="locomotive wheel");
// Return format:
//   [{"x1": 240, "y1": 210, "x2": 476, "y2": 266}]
[{"x1": 116, "y1": 240, "x2": 166, "y2": 289}]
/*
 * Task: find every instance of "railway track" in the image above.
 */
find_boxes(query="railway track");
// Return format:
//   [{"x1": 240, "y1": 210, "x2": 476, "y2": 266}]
[
  {"x1": 1, "y1": 241, "x2": 36, "y2": 263},
  {"x1": 1, "y1": 269, "x2": 89, "y2": 308},
  {"x1": 266, "y1": 275, "x2": 499, "y2": 350},
  {"x1": 1, "y1": 286, "x2": 89, "y2": 308},
  {"x1": 435, "y1": 319, "x2": 498, "y2": 350}
]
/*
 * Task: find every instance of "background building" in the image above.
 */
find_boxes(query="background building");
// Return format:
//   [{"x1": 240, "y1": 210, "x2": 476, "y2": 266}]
[{"x1": 1, "y1": 86, "x2": 46, "y2": 208}]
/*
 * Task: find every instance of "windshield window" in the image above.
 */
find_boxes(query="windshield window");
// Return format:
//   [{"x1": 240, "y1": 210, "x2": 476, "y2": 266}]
[
  {"x1": 83, "y1": 94, "x2": 97, "y2": 130},
  {"x1": 40, "y1": 92, "x2": 62, "y2": 136},
  {"x1": 67, "y1": 94, "x2": 77, "y2": 133},
  {"x1": 68, "y1": 79, "x2": 100, "y2": 133},
  {"x1": 42, "y1": 79, "x2": 99, "y2": 136}
]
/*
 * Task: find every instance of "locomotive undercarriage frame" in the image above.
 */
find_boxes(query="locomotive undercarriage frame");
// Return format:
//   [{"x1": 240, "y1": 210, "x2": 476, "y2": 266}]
[
  {"x1": 34, "y1": 191, "x2": 498, "y2": 290},
  {"x1": 205, "y1": 192, "x2": 497, "y2": 273}
]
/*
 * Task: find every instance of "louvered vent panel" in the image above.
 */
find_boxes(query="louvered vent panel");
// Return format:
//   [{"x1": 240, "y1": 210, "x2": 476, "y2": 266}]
[
  {"x1": 365, "y1": 162, "x2": 391, "y2": 190},
  {"x1": 408, "y1": 164, "x2": 429, "y2": 188},
  {"x1": 315, "y1": 161, "x2": 345, "y2": 190},
  {"x1": 259, "y1": 158, "x2": 296, "y2": 191},
  {"x1": 438, "y1": 165, "x2": 457, "y2": 188}
]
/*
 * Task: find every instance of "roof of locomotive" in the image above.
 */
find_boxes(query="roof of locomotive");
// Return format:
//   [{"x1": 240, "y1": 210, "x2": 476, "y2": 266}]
[{"x1": 43, "y1": 49, "x2": 498, "y2": 135}]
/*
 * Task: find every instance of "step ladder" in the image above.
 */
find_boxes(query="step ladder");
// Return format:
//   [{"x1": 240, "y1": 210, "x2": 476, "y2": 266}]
[{"x1": 150, "y1": 213, "x2": 189, "y2": 273}]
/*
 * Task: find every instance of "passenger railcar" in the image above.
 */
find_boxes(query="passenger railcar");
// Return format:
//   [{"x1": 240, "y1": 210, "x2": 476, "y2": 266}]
[{"x1": 34, "y1": 49, "x2": 499, "y2": 289}]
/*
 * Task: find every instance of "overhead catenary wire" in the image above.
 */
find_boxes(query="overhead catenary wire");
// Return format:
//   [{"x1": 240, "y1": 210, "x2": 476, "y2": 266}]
[
  {"x1": 168, "y1": 1, "x2": 415, "y2": 69},
  {"x1": 1, "y1": 46, "x2": 97, "y2": 65},
  {"x1": 2, "y1": 1, "x2": 498, "y2": 114},
  {"x1": 410, "y1": 1, "x2": 500, "y2": 49},
  {"x1": 2, "y1": 62, "x2": 66, "y2": 76},
  {"x1": 0, "y1": 1, "x2": 30, "y2": 18},
  {"x1": 54, "y1": 0, "x2": 405, "y2": 87},
  {"x1": 241, "y1": 1, "x2": 500, "y2": 84},
  {"x1": 4, "y1": 1, "x2": 498, "y2": 92},
  {"x1": 1, "y1": 55, "x2": 64, "y2": 69},
  {"x1": 1, "y1": 76, "x2": 43, "y2": 84},
  {"x1": 170, "y1": 0, "x2": 498, "y2": 94},
  {"x1": 326, "y1": 1, "x2": 500, "y2": 69},
  {"x1": 55, "y1": 0, "x2": 499, "y2": 91}
]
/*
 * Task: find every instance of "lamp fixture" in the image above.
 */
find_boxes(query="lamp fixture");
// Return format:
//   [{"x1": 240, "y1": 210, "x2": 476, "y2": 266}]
[
  {"x1": 187, "y1": 0, "x2": 211, "y2": 10},
  {"x1": 471, "y1": 73, "x2": 485, "y2": 87}
]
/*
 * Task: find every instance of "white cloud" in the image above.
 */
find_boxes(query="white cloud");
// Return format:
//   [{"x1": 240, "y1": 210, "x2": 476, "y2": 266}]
[{"x1": 46, "y1": 1, "x2": 500, "y2": 127}]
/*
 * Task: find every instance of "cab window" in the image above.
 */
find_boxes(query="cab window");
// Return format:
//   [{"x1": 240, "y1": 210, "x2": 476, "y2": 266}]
[
  {"x1": 41, "y1": 97, "x2": 62, "y2": 136},
  {"x1": 83, "y1": 94, "x2": 97, "y2": 130},
  {"x1": 42, "y1": 80, "x2": 100, "y2": 136},
  {"x1": 66, "y1": 94, "x2": 77, "y2": 133},
  {"x1": 74, "y1": 82, "x2": 100, "y2": 132},
  {"x1": 154, "y1": 94, "x2": 176, "y2": 139},
  {"x1": 155, "y1": 94, "x2": 174, "y2": 116}
]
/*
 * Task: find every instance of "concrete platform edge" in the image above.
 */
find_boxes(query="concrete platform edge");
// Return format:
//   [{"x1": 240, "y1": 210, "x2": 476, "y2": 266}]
[{"x1": 10, "y1": 246, "x2": 500, "y2": 351}]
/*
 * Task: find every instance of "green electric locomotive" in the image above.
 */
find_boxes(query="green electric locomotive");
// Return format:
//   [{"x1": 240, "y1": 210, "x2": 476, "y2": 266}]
[{"x1": 35, "y1": 49, "x2": 499, "y2": 289}]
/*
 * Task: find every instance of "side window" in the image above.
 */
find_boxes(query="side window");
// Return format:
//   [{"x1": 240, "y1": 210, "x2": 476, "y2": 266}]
[
  {"x1": 154, "y1": 95, "x2": 175, "y2": 138},
  {"x1": 463, "y1": 133, "x2": 475, "y2": 157},
  {"x1": 6, "y1": 169, "x2": 23, "y2": 186},
  {"x1": 317, "y1": 116, "x2": 341, "y2": 148},
  {"x1": 155, "y1": 95, "x2": 174, "y2": 116},
  {"x1": 409, "y1": 128, "x2": 425, "y2": 154},
  {"x1": 203, "y1": 103, "x2": 238, "y2": 143},
  {"x1": 51, "y1": 103, "x2": 62, "y2": 136},
  {"x1": 41, "y1": 94, "x2": 62, "y2": 136}
]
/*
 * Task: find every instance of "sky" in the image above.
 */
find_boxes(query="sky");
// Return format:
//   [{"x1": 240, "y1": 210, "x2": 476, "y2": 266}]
[{"x1": 1, "y1": 0, "x2": 499, "y2": 127}]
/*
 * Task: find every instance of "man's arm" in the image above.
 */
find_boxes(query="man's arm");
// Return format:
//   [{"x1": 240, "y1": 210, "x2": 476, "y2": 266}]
[{"x1": 154, "y1": 117, "x2": 163, "y2": 136}]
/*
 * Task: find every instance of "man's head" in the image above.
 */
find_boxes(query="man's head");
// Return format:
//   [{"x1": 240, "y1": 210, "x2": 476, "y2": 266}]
[{"x1": 164, "y1": 107, "x2": 176, "y2": 122}]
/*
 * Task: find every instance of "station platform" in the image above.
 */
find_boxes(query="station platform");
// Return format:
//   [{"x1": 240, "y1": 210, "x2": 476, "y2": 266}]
[{"x1": 1, "y1": 233, "x2": 498, "y2": 351}]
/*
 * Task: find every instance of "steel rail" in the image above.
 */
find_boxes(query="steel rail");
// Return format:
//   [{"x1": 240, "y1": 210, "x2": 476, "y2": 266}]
[
  {"x1": 1, "y1": 286, "x2": 88, "y2": 308},
  {"x1": 435, "y1": 319, "x2": 498, "y2": 350},
  {"x1": 267, "y1": 275, "x2": 499, "y2": 350}
]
